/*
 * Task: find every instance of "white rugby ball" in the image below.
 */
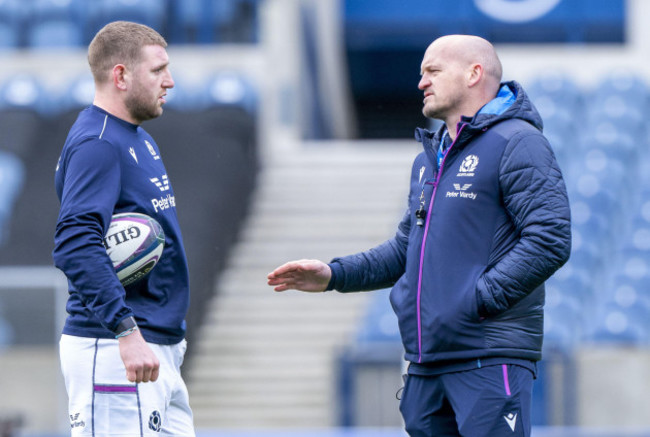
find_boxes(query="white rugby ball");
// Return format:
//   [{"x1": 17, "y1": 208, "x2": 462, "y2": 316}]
[{"x1": 103, "y1": 212, "x2": 165, "y2": 286}]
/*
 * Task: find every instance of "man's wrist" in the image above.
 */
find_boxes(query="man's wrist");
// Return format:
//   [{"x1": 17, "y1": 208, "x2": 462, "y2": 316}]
[{"x1": 114, "y1": 316, "x2": 138, "y2": 338}]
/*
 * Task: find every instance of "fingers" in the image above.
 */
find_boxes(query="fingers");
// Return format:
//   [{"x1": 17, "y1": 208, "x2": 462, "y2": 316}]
[
  {"x1": 119, "y1": 332, "x2": 160, "y2": 384},
  {"x1": 267, "y1": 260, "x2": 307, "y2": 279},
  {"x1": 125, "y1": 356, "x2": 160, "y2": 383}
]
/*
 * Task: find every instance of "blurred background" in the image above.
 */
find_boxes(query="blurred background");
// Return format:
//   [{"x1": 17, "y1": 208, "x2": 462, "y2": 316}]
[{"x1": 0, "y1": 0, "x2": 648, "y2": 435}]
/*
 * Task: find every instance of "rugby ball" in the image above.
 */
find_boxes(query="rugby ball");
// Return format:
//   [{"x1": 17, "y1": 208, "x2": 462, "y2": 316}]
[{"x1": 103, "y1": 212, "x2": 165, "y2": 286}]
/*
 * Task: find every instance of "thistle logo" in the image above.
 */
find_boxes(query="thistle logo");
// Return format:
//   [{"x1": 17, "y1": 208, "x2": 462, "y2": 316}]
[
  {"x1": 148, "y1": 410, "x2": 162, "y2": 432},
  {"x1": 458, "y1": 155, "x2": 479, "y2": 176},
  {"x1": 145, "y1": 140, "x2": 160, "y2": 160},
  {"x1": 150, "y1": 175, "x2": 170, "y2": 192}
]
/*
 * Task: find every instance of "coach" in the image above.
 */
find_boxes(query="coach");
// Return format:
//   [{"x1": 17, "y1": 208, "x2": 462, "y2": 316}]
[{"x1": 268, "y1": 34, "x2": 571, "y2": 436}]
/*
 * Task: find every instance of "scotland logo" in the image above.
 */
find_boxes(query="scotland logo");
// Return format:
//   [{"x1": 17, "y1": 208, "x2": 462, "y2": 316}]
[
  {"x1": 458, "y1": 155, "x2": 479, "y2": 176},
  {"x1": 148, "y1": 410, "x2": 162, "y2": 432}
]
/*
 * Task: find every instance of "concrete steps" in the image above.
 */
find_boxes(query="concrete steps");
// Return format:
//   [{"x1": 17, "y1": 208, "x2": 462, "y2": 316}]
[{"x1": 186, "y1": 142, "x2": 414, "y2": 429}]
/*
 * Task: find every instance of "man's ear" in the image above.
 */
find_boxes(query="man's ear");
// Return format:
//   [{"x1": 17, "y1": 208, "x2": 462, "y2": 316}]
[
  {"x1": 467, "y1": 63, "x2": 483, "y2": 88},
  {"x1": 112, "y1": 64, "x2": 128, "y2": 91}
]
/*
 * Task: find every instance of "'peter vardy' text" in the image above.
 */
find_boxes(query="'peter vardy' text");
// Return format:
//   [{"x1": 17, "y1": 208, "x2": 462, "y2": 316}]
[
  {"x1": 152, "y1": 194, "x2": 176, "y2": 212},
  {"x1": 446, "y1": 191, "x2": 477, "y2": 200}
]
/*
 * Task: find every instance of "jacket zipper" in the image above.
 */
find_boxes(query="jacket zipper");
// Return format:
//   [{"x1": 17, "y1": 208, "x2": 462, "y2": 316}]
[{"x1": 415, "y1": 123, "x2": 466, "y2": 363}]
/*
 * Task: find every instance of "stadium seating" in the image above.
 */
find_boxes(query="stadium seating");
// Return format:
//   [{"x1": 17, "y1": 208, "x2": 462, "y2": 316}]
[
  {"x1": 0, "y1": 22, "x2": 19, "y2": 50},
  {"x1": 26, "y1": 19, "x2": 84, "y2": 48},
  {"x1": 85, "y1": 0, "x2": 167, "y2": 42},
  {"x1": 204, "y1": 71, "x2": 257, "y2": 113},
  {"x1": 355, "y1": 290, "x2": 400, "y2": 344},
  {"x1": 0, "y1": 150, "x2": 24, "y2": 247}
]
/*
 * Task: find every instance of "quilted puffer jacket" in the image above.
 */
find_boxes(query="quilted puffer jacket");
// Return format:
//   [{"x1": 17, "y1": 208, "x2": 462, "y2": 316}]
[{"x1": 329, "y1": 81, "x2": 571, "y2": 365}]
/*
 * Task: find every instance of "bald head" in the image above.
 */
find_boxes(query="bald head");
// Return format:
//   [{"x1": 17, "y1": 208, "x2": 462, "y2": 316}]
[
  {"x1": 418, "y1": 35, "x2": 503, "y2": 137},
  {"x1": 426, "y1": 35, "x2": 502, "y2": 85}
]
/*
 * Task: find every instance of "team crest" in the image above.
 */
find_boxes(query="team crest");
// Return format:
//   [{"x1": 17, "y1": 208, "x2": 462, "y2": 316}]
[
  {"x1": 145, "y1": 140, "x2": 160, "y2": 160},
  {"x1": 148, "y1": 410, "x2": 162, "y2": 432},
  {"x1": 458, "y1": 155, "x2": 479, "y2": 176}
]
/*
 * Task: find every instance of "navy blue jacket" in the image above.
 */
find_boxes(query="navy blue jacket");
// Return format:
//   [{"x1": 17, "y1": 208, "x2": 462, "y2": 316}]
[
  {"x1": 53, "y1": 105, "x2": 190, "y2": 345},
  {"x1": 329, "y1": 82, "x2": 571, "y2": 365}
]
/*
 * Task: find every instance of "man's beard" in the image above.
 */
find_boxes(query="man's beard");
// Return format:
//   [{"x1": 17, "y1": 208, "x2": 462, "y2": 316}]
[{"x1": 125, "y1": 89, "x2": 161, "y2": 124}]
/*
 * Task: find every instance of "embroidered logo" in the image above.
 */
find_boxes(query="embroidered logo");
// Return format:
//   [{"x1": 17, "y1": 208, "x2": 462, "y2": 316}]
[
  {"x1": 145, "y1": 140, "x2": 160, "y2": 160},
  {"x1": 69, "y1": 412, "x2": 85, "y2": 430},
  {"x1": 150, "y1": 174, "x2": 169, "y2": 192},
  {"x1": 504, "y1": 412, "x2": 517, "y2": 432},
  {"x1": 150, "y1": 174, "x2": 176, "y2": 212},
  {"x1": 148, "y1": 410, "x2": 162, "y2": 432},
  {"x1": 458, "y1": 154, "x2": 478, "y2": 176},
  {"x1": 453, "y1": 183, "x2": 472, "y2": 191},
  {"x1": 129, "y1": 147, "x2": 138, "y2": 164}
]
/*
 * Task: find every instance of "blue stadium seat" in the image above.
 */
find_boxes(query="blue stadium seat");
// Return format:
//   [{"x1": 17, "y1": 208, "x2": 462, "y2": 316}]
[
  {"x1": 568, "y1": 198, "x2": 616, "y2": 249},
  {"x1": 0, "y1": 75, "x2": 51, "y2": 116},
  {"x1": 616, "y1": 252, "x2": 650, "y2": 283},
  {"x1": 579, "y1": 125, "x2": 639, "y2": 167},
  {"x1": 589, "y1": 72, "x2": 649, "y2": 113},
  {"x1": 544, "y1": 285, "x2": 582, "y2": 349},
  {"x1": 168, "y1": 0, "x2": 260, "y2": 44},
  {"x1": 0, "y1": 21, "x2": 18, "y2": 50},
  {"x1": 0, "y1": 150, "x2": 25, "y2": 246},
  {"x1": 0, "y1": 0, "x2": 28, "y2": 48},
  {"x1": 589, "y1": 303, "x2": 648, "y2": 345},
  {"x1": 31, "y1": 0, "x2": 79, "y2": 18},
  {"x1": 204, "y1": 72, "x2": 257, "y2": 113},
  {"x1": 161, "y1": 73, "x2": 208, "y2": 112},
  {"x1": 585, "y1": 96, "x2": 647, "y2": 142},
  {"x1": 26, "y1": 19, "x2": 84, "y2": 48},
  {"x1": 355, "y1": 290, "x2": 400, "y2": 343},
  {"x1": 601, "y1": 278, "x2": 650, "y2": 320},
  {"x1": 86, "y1": 0, "x2": 166, "y2": 41},
  {"x1": 526, "y1": 73, "x2": 584, "y2": 114},
  {"x1": 546, "y1": 264, "x2": 594, "y2": 304},
  {"x1": 168, "y1": 0, "x2": 204, "y2": 43},
  {"x1": 55, "y1": 74, "x2": 95, "y2": 113},
  {"x1": 0, "y1": 315, "x2": 13, "y2": 348},
  {"x1": 567, "y1": 151, "x2": 632, "y2": 216}
]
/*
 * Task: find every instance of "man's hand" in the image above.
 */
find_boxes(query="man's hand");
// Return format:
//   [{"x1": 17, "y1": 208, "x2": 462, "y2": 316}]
[
  {"x1": 118, "y1": 329, "x2": 160, "y2": 383},
  {"x1": 267, "y1": 259, "x2": 332, "y2": 292}
]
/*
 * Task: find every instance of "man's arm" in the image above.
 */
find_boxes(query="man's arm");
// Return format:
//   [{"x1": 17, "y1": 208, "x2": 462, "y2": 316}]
[
  {"x1": 477, "y1": 132, "x2": 571, "y2": 316},
  {"x1": 54, "y1": 139, "x2": 159, "y2": 383},
  {"x1": 268, "y1": 208, "x2": 411, "y2": 293}
]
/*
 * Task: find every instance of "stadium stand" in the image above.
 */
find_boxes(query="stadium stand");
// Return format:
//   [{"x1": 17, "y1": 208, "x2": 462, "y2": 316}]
[
  {"x1": 2, "y1": 0, "x2": 650, "y2": 434},
  {"x1": 0, "y1": 150, "x2": 24, "y2": 248}
]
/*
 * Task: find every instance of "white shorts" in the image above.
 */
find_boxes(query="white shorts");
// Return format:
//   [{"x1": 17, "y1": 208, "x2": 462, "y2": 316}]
[{"x1": 59, "y1": 334, "x2": 195, "y2": 437}]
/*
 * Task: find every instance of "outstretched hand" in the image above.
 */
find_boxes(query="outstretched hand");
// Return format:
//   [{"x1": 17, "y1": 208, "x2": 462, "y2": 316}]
[{"x1": 267, "y1": 259, "x2": 332, "y2": 292}]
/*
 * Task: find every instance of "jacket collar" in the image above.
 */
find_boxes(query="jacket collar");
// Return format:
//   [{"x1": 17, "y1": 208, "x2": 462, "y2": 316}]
[{"x1": 415, "y1": 80, "x2": 543, "y2": 154}]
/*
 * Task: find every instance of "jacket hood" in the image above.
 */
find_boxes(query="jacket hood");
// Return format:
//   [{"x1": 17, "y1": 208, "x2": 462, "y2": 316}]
[{"x1": 415, "y1": 80, "x2": 543, "y2": 146}]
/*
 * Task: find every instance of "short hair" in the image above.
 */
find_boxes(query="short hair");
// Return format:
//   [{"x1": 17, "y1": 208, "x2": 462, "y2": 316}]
[{"x1": 88, "y1": 21, "x2": 167, "y2": 84}]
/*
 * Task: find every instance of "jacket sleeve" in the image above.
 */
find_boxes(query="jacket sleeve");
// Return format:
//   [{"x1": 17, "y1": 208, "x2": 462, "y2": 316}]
[
  {"x1": 476, "y1": 131, "x2": 571, "y2": 316},
  {"x1": 328, "y1": 207, "x2": 410, "y2": 292},
  {"x1": 52, "y1": 138, "x2": 134, "y2": 333}
]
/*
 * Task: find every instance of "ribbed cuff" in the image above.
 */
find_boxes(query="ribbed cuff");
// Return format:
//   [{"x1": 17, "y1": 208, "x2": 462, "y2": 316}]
[
  {"x1": 113, "y1": 316, "x2": 138, "y2": 336},
  {"x1": 326, "y1": 262, "x2": 344, "y2": 291}
]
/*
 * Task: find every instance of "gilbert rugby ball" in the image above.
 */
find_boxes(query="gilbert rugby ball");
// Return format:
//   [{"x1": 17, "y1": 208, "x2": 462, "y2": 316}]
[{"x1": 103, "y1": 212, "x2": 165, "y2": 286}]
